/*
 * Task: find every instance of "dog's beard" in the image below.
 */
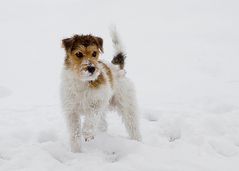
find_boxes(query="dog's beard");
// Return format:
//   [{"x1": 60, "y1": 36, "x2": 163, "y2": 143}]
[{"x1": 79, "y1": 70, "x2": 100, "y2": 81}]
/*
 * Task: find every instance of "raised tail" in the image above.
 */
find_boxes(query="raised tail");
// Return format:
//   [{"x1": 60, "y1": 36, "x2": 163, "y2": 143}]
[{"x1": 110, "y1": 27, "x2": 126, "y2": 69}]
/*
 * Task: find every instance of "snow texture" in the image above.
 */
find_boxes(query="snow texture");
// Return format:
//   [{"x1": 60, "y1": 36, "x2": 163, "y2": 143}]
[{"x1": 0, "y1": 0, "x2": 239, "y2": 170}]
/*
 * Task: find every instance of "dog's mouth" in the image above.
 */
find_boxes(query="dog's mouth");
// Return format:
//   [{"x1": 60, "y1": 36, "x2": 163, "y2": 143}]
[{"x1": 78, "y1": 67, "x2": 100, "y2": 81}]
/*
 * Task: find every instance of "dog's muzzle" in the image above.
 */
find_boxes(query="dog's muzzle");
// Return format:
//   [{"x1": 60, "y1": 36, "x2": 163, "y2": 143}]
[{"x1": 87, "y1": 66, "x2": 95, "y2": 74}]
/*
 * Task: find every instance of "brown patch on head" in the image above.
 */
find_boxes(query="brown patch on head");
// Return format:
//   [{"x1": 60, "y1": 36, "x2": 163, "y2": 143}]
[
  {"x1": 62, "y1": 34, "x2": 103, "y2": 53},
  {"x1": 62, "y1": 34, "x2": 104, "y2": 74}
]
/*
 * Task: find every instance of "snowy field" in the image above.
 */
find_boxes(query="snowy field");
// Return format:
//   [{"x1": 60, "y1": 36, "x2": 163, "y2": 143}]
[{"x1": 0, "y1": 0, "x2": 239, "y2": 170}]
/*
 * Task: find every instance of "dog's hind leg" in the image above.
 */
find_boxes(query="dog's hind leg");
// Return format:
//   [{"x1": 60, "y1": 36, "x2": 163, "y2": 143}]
[{"x1": 114, "y1": 78, "x2": 142, "y2": 141}]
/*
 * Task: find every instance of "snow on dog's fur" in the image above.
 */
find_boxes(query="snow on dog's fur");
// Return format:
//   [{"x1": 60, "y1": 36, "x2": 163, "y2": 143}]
[{"x1": 60, "y1": 29, "x2": 141, "y2": 152}]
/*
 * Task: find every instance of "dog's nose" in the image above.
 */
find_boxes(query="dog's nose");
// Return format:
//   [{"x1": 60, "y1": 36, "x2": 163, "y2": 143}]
[{"x1": 87, "y1": 66, "x2": 95, "y2": 74}]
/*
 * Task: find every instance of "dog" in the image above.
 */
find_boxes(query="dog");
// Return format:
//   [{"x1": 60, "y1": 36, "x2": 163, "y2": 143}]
[{"x1": 60, "y1": 29, "x2": 141, "y2": 152}]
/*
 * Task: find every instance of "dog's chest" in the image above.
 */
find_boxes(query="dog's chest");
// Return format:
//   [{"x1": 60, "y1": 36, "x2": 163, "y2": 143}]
[
  {"x1": 76, "y1": 85, "x2": 112, "y2": 113},
  {"x1": 71, "y1": 82, "x2": 112, "y2": 113},
  {"x1": 61, "y1": 69, "x2": 113, "y2": 114}
]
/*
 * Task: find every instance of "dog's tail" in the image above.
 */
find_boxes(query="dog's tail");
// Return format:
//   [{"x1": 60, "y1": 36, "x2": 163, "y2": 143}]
[{"x1": 110, "y1": 27, "x2": 126, "y2": 69}]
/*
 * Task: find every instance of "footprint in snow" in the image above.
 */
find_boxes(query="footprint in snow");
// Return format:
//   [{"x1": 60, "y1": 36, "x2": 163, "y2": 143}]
[
  {"x1": 209, "y1": 139, "x2": 238, "y2": 157},
  {"x1": 104, "y1": 151, "x2": 120, "y2": 163},
  {"x1": 38, "y1": 129, "x2": 58, "y2": 143},
  {"x1": 144, "y1": 110, "x2": 160, "y2": 122}
]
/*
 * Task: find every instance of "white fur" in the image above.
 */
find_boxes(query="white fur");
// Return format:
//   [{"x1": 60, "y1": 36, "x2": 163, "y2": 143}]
[
  {"x1": 110, "y1": 26, "x2": 124, "y2": 55},
  {"x1": 60, "y1": 63, "x2": 141, "y2": 152}
]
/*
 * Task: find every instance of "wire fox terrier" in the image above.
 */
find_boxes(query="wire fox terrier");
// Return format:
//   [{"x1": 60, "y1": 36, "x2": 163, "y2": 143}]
[{"x1": 61, "y1": 29, "x2": 141, "y2": 152}]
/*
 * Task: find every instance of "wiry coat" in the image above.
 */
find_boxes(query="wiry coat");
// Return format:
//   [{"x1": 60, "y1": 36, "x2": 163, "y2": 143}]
[{"x1": 61, "y1": 29, "x2": 141, "y2": 152}]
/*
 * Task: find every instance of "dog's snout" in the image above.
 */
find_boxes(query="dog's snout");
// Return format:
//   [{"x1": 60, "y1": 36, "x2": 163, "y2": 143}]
[{"x1": 87, "y1": 66, "x2": 95, "y2": 74}]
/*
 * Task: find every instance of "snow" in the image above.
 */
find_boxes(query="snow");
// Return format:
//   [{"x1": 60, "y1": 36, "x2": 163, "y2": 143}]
[{"x1": 0, "y1": 0, "x2": 239, "y2": 170}]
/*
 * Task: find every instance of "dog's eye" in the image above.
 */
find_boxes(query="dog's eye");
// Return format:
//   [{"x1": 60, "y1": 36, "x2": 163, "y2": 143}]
[
  {"x1": 92, "y1": 51, "x2": 97, "y2": 57},
  {"x1": 75, "y1": 52, "x2": 83, "y2": 58}
]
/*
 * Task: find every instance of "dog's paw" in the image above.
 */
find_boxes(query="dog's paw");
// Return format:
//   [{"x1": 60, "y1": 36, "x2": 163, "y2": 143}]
[
  {"x1": 84, "y1": 135, "x2": 94, "y2": 142},
  {"x1": 71, "y1": 141, "x2": 81, "y2": 153},
  {"x1": 130, "y1": 132, "x2": 142, "y2": 142},
  {"x1": 83, "y1": 132, "x2": 94, "y2": 142}
]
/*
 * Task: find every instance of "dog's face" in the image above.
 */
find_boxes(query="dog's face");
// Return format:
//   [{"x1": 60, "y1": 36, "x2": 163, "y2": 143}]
[{"x1": 62, "y1": 34, "x2": 103, "y2": 81}]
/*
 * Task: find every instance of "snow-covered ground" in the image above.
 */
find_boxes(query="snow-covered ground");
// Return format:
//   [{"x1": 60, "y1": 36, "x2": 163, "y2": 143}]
[{"x1": 0, "y1": 0, "x2": 239, "y2": 170}]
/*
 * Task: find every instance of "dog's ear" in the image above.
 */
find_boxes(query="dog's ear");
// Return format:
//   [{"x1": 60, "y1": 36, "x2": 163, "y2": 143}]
[
  {"x1": 62, "y1": 36, "x2": 75, "y2": 51},
  {"x1": 95, "y1": 36, "x2": 104, "y2": 53}
]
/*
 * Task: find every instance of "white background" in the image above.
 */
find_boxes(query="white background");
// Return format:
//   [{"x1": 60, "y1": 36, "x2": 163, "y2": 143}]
[{"x1": 0, "y1": 0, "x2": 239, "y2": 170}]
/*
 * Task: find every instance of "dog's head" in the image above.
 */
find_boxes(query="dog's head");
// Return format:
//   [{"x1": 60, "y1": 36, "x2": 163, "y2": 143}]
[{"x1": 62, "y1": 34, "x2": 103, "y2": 81}]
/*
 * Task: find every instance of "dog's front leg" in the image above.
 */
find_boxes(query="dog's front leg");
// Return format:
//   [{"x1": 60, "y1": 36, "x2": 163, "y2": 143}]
[
  {"x1": 97, "y1": 112, "x2": 108, "y2": 132},
  {"x1": 66, "y1": 112, "x2": 81, "y2": 152},
  {"x1": 82, "y1": 113, "x2": 98, "y2": 141}
]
